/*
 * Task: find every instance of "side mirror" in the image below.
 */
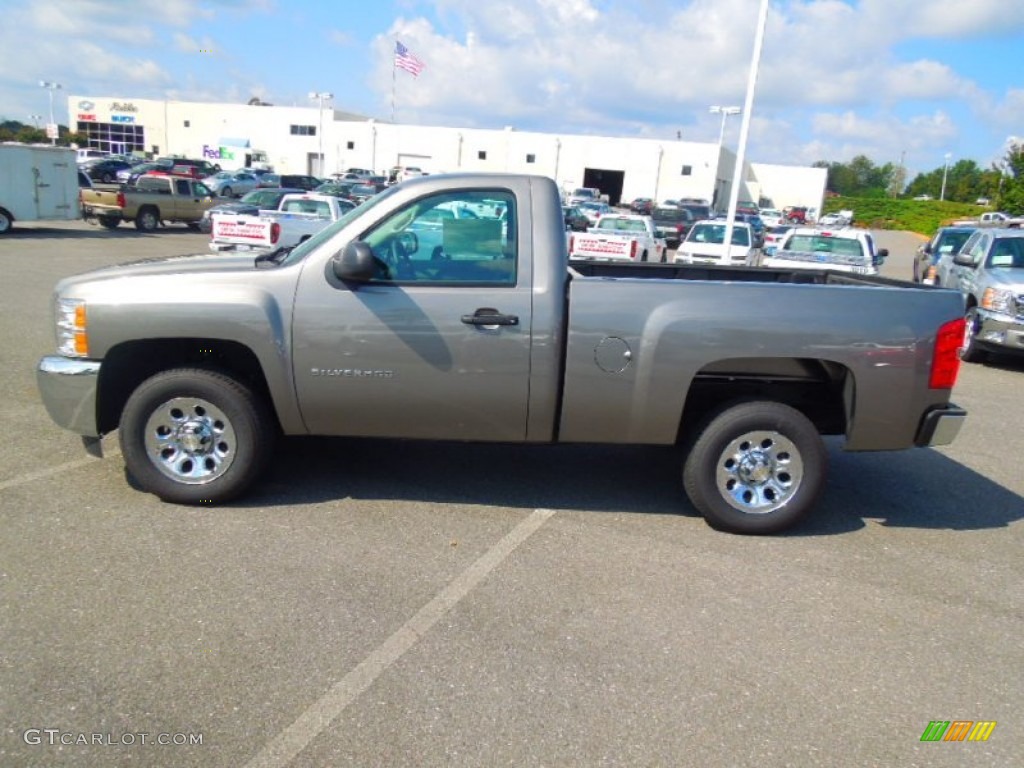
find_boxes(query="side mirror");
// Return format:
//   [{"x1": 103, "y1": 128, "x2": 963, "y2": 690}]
[
  {"x1": 952, "y1": 251, "x2": 975, "y2": 267},
  {"x1": 874, "y1": 247, "x2": 888, "y2": 266},
  {"x1": 332, "y1": 241, "x2": 377, "y2": 282}
]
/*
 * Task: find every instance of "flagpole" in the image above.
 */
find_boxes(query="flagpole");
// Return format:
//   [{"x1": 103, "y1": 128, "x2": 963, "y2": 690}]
[{"x1": 391, "y1": 44, "x2": 396, "y2": 123}]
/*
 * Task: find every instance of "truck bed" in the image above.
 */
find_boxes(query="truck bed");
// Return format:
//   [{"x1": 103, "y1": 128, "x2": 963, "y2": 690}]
[{"x1": 569, "y1": 260, "x2": 920, "y2": 289}]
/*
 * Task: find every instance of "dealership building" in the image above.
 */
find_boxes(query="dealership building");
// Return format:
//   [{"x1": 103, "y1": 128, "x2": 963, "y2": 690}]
[{"x1": 67, "y1": 95, "x2": 826, "y2": 211}]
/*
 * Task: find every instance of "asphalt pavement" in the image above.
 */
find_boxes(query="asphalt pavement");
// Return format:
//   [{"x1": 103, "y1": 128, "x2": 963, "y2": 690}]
[{"x1": 0, "y1": 220, "x2": 1020, "y2": 767}]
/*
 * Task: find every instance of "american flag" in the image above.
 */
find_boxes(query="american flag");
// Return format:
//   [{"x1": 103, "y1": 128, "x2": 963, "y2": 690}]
[{"x1": 394, "y1": 41, "x2": 425, "y2": 77}]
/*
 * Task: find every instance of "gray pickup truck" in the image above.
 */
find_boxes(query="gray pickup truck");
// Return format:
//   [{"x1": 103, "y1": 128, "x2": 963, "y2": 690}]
[
  {"x1": 942, "y1": 228, "x2": 1024, "y2": 362},
  {"x1": 37, "y1": 174, "x2": 968, "y2": 534}
]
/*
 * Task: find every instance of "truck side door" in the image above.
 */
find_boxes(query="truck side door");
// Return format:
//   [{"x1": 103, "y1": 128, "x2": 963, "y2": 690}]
[{"x1": 292, "y1": 186, "x2": 534, "y2": 441}]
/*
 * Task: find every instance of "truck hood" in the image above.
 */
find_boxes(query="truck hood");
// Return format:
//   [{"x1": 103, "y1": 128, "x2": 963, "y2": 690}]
[
  {"x1": 986, "y1": 267, "x2": 1024, "y2": 290},
  {"x1": 56, "y1": 251, "x2": 266, "y2": 289}
]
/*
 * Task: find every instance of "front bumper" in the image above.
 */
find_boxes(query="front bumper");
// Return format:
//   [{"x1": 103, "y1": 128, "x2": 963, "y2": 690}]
[
  {"x1": 914, "y1": 403, "x2": 967, "y2": 447},
  {"x1": 36, "y1": 356, "x2": 101, "y2": 437},
  {"x1": 975, "y1": 309, "x2": 1024, "y2": 353}
]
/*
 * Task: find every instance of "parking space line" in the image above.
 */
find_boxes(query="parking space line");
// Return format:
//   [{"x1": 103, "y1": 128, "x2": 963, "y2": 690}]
[
  {"x1": 244, "y1": 507, "x2": 557, "y2": 768},
  {"x1": 0, "y1": 448, "x2": 119, "y2": 493}
]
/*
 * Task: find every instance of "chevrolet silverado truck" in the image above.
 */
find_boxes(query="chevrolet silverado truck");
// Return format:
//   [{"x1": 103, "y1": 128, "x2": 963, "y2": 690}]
[
  {"x1": 758, "y1": 227, "x2": 887, "y2": 276},
  {"x1": 209, "y1": 193, "x2": 353, "y2": 254},
  {"x1": 942, "y1": 228, "x2": 1024, "y2": 362},
  {"x1": 952, "y1": 211, "x2": 1024, "y2": 229},
  {"x1": 37, "y1": 173, "x2": 968, "y2": 535},
  {"x1": 80, "y1": 173, "x2": 216, "y2": 231},
  {"x1": 568, "y1": 214, "x2": 667, "y2": 262}
]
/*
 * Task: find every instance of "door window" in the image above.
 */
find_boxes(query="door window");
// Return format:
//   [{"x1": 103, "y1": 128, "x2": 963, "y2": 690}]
[{"x1": 361, "y1": 190, "x2": 517, "y2": 285}]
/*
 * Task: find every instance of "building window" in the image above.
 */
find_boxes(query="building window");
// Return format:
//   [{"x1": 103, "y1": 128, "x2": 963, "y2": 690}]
[
  {"x1": 478, "y1": 150, "x2": 487, "y2": 160},
  {"x1": 290, "y1": 125, "x2": 316, "y2": 136},
  {"x1": 525, "y1": 153, "x2": 536, "y2": 164},
  {"x1": 346, "y1": 141, "x2": 355, "y2": 150},
  {"x1": 681, "y1": 165, "x2": 693, "y2": 176},
  {"x1": 183, "y1": 120, "x2": 190, "y2": 128}
]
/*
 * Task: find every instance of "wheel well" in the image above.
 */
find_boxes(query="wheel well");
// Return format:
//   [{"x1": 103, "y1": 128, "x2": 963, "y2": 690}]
[
  {"x1": 96, "y1": 338, "x2": 277, "y2": 435},
  {"x1": 677, "y1": 357, "x2": 850, "y2": 443}
]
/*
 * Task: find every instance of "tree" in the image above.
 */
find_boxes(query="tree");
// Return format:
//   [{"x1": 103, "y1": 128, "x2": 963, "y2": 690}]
[
  {"x1": 816, "y1": 155, "x2": 894, "y2": 197},
  {"x1": 996, "y1": 141, "x2": 1024, "y2": 214}
]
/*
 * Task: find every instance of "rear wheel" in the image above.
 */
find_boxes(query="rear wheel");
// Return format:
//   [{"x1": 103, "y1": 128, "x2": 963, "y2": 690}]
[
  {"x1": 99, "y1": 216, "x2": 120, "y2": 230},
  {"x1": 221, "y1": 186, "x2": 233, "y2": 198},
  {"x1": 0, "y1": 207, "x2": 13, "y2": 234},
  {"x1": 102, "y1": 172, "x2": 115, "y2": 183},
  {"x1": 683, "y1": 401, "x2": 827, "y2": 535},
  {"x1": 119, "y1": 368, "x2": 274, "y2": 505},
  {"x1": 135, "y1": 207, "x2": 159, "y2": 232}
]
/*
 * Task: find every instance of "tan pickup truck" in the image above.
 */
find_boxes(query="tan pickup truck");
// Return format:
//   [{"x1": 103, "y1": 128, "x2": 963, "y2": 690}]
[{"x1": 80, "y1": 174, "x2": 216, "y2": 231}]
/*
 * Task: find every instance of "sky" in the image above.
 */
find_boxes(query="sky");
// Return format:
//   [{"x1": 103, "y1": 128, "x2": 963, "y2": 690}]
[{"x1": 1, "y1": 0, "x2": 1022, "y2": 179}]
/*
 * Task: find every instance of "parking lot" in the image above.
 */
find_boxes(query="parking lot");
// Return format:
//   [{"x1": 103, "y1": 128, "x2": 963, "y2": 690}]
[{"x1": 1, "y1": 221, "x2": 1021, "y2": 767}]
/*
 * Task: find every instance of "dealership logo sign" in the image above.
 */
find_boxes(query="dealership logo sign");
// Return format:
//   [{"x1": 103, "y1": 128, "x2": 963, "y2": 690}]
[
  {"x1": 77, "y1": 114, "x2": 97, "y2": 122},
  {"x1": 111, "y1": 115, "x2": 135, "y2": 123},
  {"x1": 110, "y1": 102, "x2": 138, "y2": 113},
  {"x1": 77, "y1": 100, "x2": 94, "y2": 110}
]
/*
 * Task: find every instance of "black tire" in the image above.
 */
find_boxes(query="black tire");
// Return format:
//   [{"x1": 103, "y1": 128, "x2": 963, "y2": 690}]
[
  {"x1": 186, "y1": 222, "x2": 202, "y2": 231},
  {"x1": 102, "y1": 172, "x2": 115, "y2": 183},
  {"x1": 221, "y1": 186, "x2": 233, "y2": 198},
  {"x1": 682, "y1": 401, "x2": 827, "y2": 535},
  {"x1": 99, "y1": 216, "x2": 120, "y2": 230},
  {"x1": 135, "y1": 207, "x2": 159, "y2": 232},
  {"x1": 119, "y1": 368, "x2": 275, "y2": 505},
  {"x1": 0, "y1": 207, "x2": 12, "y2": 234},
  {"x1": 959, "y1": 306, "x2": 987, "y2": 363},
  {"x1": 641, "y1": 249, "x2": 649, "y2": 262}
]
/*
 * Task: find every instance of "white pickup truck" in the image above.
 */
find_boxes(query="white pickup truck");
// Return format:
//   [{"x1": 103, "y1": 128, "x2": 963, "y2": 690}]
[
  {"x1": 209, "y1": 193, "x2": 352, "y2": 254},
  {"x1": 758, "y1": 227, "x2": 887, "y2": 275},
  {"x1": 951, "y1": 211, "x2": 1024, "y2": 228},
  {"x1": 568, "y1": 214, "x2": 667, "y2": 262}
]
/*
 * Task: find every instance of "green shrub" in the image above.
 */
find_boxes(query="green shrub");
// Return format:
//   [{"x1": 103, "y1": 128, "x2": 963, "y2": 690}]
[{"x1": 820, "y1": 197, "x2": 983, "y2": 236}]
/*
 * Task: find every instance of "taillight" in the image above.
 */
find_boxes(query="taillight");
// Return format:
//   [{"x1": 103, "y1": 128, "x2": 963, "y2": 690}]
[
  {"x1": 569, "y1": 235, "x2": 574, "y2": 253},
  {"x1": 630, "y1": 241, "x2": 638, "y2": 259},
  {"x1": 930, "y1": 317, "x2": 965, "y2": 389},
  {"x1": 116, "y1": 191, "x2": 126, "y2": 208},
  {"x1": 270, "y1": 222, "x2": 281, "y2": 244}
]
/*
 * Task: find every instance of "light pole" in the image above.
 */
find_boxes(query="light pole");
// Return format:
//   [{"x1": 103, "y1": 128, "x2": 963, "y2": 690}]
[
  {"x1": 29, "y1": 114, "x2": 43, "y2": 129},
  {"x1": 709, "y1": 105, "x2": 741, "y2": 148},
  {"x1": 940, "y1": 152, "x2": 952, "y2": 201},
  {"x1": 709, "y1": 106, "x2": 740, "y2": 213},
  {"x1": 39, "y1": 81, "x2": 62, "y2": 145},
  {"x1": 308, "y1": 91, "x2": 333, "y2": 176}
]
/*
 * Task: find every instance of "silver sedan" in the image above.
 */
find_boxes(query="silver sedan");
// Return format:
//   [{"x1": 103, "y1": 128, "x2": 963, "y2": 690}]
[{"x1": 202, "y1": 170, "x2": 260, "y2": 198}]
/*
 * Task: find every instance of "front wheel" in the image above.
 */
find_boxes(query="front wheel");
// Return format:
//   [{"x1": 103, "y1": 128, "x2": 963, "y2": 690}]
[
  {"x1": 221, "y1": 186, "x2": 233, "y2": 198},
  {"x1": 119, "y1": 368, "x2": 275, "y2": 505},
  {"x1": 682, "y1": 401, "x2": 827, "y2": 534},
  {"x1": 959, "y1": 306, "x2": 987, "y2": 363}
]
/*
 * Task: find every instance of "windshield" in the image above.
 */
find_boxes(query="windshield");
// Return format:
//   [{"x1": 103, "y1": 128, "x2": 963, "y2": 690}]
[
  {"x1": 687, "y1": 223, "x2": 750, "y2": 246},
  {"x1": 986, "y1": 238, "x2": 1024, "y2": 269},
  {"x1": 785, "y1": 234, "x2": 866, "y2": 259},
  {"x1": 653, "y1": 208, "x2": 688, "y2": 223}
]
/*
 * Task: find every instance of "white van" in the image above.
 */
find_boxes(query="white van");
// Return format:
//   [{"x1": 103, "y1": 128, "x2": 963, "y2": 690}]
[{"x1": 75, "y1": 148, "x2": 108, "y2": 164}]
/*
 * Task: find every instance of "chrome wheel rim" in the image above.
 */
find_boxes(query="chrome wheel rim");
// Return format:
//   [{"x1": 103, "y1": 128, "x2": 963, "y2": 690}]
[
  {"x1": 962, "y1": 309, "x2": 976, "y2": 351},
  {"x1": 716, "y1": 430, "x2": 803, "y2": 514},
  {"x1": 144, "y1": 397, "x2": 236, "y2": 484}
]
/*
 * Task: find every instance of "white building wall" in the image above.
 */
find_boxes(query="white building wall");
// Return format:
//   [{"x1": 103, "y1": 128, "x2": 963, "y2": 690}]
[{"x1": 67, "y1": 94, "x2": 809, "y2": 210}]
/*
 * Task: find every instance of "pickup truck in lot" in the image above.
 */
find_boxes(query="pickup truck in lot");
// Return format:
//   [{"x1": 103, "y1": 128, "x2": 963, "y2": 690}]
[
  {"x1": 37, "y1": 173, "x2": 967, "y2": 535},
  {"x1": 568, "y1": 214, "x2": 666, "y2": 262},
  {"x1": 940, "y1": 228, "x2": 1024, "y2": 362},
  {"x1": 759, "y1": 227, "x2": 887, "y2": 276},
  {"x1": 674, "y1": 220, "x2": 758, "y2": 266},
  {"x1": 952, "y1": 211, "x2": 1024, "y2": 228},
  {"x1": 81, "y1": 174, "x2": 216, "y2": 231},
  {"x1": 209, "y1": 193, "x2": 353, "y2": 254}
]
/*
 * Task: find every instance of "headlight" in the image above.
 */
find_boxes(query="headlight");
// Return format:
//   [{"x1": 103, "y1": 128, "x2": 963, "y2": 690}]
[
  {"x1": 57, "y1": 298, "x2": 89, "y2": 357},
  {"x1": 981, "y1": 288, "x2": 1013, "y2": 314}
]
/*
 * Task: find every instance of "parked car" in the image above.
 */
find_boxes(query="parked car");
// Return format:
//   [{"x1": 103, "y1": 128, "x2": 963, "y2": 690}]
[
  {"x1": 651, "y1": 206, "x2": 696, "y2": 249},
  {"x1": 80, "y1": 173, "x2": 215, "y2": 231},
  {"x1": 202, "y1": 170, "x2": 260, "y2": 198},
  {"x1": 314, "y1": 180, "x2": 359, "y2": 199},
  {"x1": 119, "y1": 160, "x2": 174, "y2": 185},
  {"x1": 783, "y1": 206, "x2": 809, "y2": 224},
  {"x1": 347, "y1": 182, "x2": 388, "y2": 205},
  {"x1": 563, "y1": 205, "x2": 589, "y2": 232},
  {"x1": 279, "y1": 174, "x2": 321, "y2": 192},
  {"x1": 675, "y1": 220, "x2": 758, "y2": 266},
  {"x1": 568, "y1": 213, "x2": 667, "y2": 263},
  {"x1": 759, "y1": 208, "x2": 784, "y2": 228},
  {"x1": 198, "y1": 187, "x2": 305, "y2": 233},
  {"x1": 943, "y1": 229, "x2": 1024, "y2": 362},
  {"x1": 82, "y1": 158, "x2": 133, "y2": 184},
  {"x1": 579, "y1": 201, "x2": 612, "y2": 225},
  {"x1": 762, "y1": 224, "x2": 794, "y2": 255},
  {"x1": 760, "y1": 227, "x2": 887, "y2": 276},
  {"x1": 155, "y1": 157, "x2": 220, "y2": 178},
  {"x1": 818, "y1": 210, "x2": 853, "y2": 228},
  {"x1": 913, "y1": 226, "x2": 977, "y2": 283},
  {"x1": 629, "y1": 197, "x2": 654, "y2": 215}
]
